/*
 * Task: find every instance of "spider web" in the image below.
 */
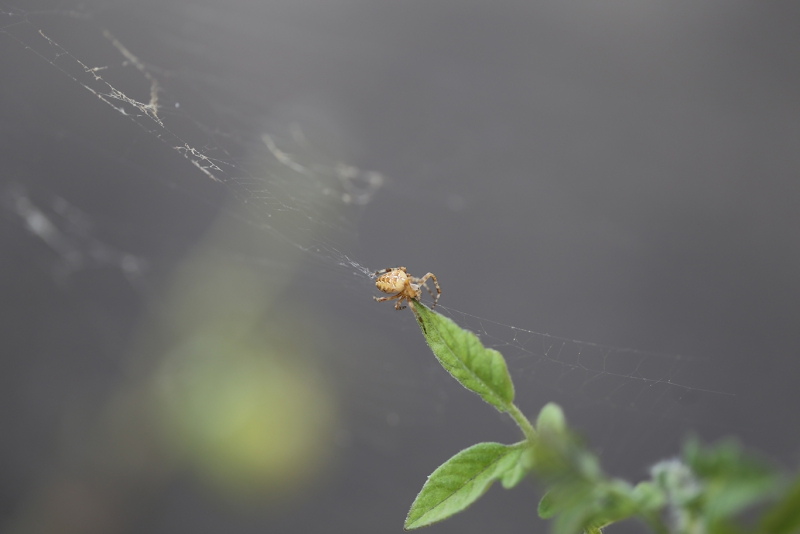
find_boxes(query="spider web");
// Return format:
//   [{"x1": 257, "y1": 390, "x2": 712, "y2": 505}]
[
  {"x1": 11, "y1": 4, "x2": 797, "y2": 533},
  {"x1": 1, "y1": 2, "x2": 381, "y2": 283},
  {"x1": 0, "y1": 1, "x2": 740, "y2": 418},
  {"x1": 436, "y1": 305, "x2": 733, "y2": 416}
]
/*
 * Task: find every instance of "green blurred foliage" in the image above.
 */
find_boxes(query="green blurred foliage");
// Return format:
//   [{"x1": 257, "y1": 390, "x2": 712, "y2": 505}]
[{"x1": 405, "y1": 304, "x2": 800, "y2": 534}]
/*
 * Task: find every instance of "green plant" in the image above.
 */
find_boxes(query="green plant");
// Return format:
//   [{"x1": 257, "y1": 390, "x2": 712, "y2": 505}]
[{"x1": 403, "y1": 302, "x2": 800, "y2": 534}]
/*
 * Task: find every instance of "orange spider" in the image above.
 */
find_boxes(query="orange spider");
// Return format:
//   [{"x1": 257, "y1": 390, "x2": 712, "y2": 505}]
[{"x1": 373, "y1": 266, "x2": 441, "y2": 310}]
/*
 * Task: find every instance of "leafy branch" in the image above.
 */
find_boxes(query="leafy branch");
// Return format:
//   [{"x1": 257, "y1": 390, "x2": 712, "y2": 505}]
[{"x1": 403, "y1": 301, "x2": 800, "y2": 534}]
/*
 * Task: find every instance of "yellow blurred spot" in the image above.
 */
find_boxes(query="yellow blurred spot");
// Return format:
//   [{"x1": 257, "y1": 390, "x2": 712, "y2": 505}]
[{"x1": 156, "y1": 336, "x2": 334, "y2": 498}]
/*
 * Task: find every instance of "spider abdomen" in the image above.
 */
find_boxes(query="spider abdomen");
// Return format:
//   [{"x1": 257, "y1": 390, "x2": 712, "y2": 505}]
[{"x1": 376, "y1": 272, "x2": 406, "y2": 293}]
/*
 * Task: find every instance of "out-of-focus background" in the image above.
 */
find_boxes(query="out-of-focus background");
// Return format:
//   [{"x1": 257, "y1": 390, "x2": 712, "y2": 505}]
[{"x1": 2, "y1": 1, "x2": 799, "y2": 533}]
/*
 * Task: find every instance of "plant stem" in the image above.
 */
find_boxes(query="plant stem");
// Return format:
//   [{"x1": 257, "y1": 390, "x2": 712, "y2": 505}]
[{"x1": 506, "y1": 403, "x2": 537, "y2": 443}]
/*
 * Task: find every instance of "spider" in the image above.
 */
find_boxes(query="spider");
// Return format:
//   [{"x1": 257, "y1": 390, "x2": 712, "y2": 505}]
[{"x1": 373, "y1": 266, "x2": 441, "y2": 310}]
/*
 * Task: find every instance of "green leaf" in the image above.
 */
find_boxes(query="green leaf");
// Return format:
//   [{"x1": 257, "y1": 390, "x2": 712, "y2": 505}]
[
  {"x1": 761, "y1": 472, "x2": 800, "y2": 534},
  {"x1": 500, "y1": 445, "x2": 533, "y2": 489},
  {"x1": 549, "y1": 486, "x2": 600, "y2": 534},
  {"x1": 631, "y1": 481, "x2": 666, "y2": 512},
  {"x1": 598, "y1": 479, "x2": 639, "y2": 523},
  {"x1": 543, "y1": 481, "x2": 639, "y2": 534},
  {"x1": 538, "y1": 490, "x2": 560, "y2": 519},
  {"x1": 410, "y1": 302, "x2": 514, "y2": 412},
  {"x1": 536, "y1": 402, "x2": 566, "y2": 434},
  {"x1": 404, "y1": 441, "x2": 526, "y2": 530},
  {"x1": 683, "y1": 437, "x2": 778, "y2": 520}
]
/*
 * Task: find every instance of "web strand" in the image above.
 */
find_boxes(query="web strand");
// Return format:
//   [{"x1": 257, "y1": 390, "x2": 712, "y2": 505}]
[{"x1": 1, "y1": 6, "x2": 735, "y2": 420}]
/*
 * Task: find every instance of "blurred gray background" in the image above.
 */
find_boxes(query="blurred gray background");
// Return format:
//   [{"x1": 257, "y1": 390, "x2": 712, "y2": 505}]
[{"x1": 2, "y1": 1, "x2": 800, "y2": 533}]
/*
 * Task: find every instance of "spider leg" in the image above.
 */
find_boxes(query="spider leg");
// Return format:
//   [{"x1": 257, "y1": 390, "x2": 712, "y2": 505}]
[
  {"x1": 373, "y1": 293, "x2": 403, "y2": 303},
  {"x1": 418, "y1": 279, "x2": 436, "y2": 301},
  {"x1": 395, "y1": 297, "x2": 408, "y2": 310},
  {"x1": 374, "y1": 266, "x2": 407, "y2": 277},
  {"x1": 415, "y1": 273, "x2": 441, "y2": 308}
]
